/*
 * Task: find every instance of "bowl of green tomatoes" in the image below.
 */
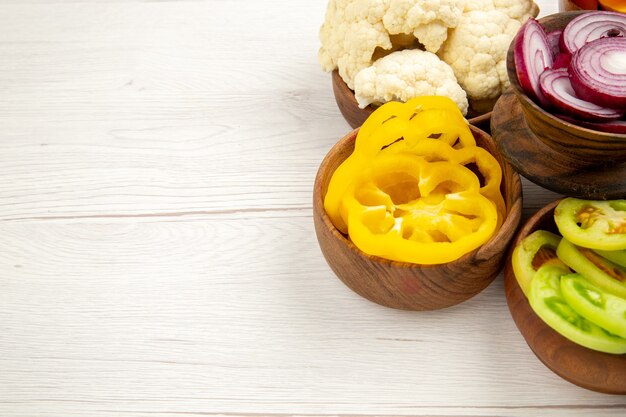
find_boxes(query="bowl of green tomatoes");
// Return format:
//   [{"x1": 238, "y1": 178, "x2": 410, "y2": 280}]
[{"x1": 504, "y1": 197, "x2": 626, "y2": 394}]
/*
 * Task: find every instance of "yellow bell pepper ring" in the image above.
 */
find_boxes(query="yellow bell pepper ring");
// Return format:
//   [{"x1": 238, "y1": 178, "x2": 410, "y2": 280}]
[
  {"x1": 325, "y1": 97, "x2": 478, "y2": 233},
  {"x1": 403, "y1": 138, "x2": 506, "y2": 227},
  {"x1": 340, "y1": 153, "x2": 498, "y2": 265}
]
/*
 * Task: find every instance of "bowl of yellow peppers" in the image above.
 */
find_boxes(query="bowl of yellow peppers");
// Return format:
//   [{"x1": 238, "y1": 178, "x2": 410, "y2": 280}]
[{"x1": 313, "y1": 96, "x2": 523, "y2": 310}]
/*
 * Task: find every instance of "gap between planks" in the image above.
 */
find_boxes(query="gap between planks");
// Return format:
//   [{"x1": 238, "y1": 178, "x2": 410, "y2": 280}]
[{"x1": 0, "y1": 206, "x2": 312, "y2": 223}]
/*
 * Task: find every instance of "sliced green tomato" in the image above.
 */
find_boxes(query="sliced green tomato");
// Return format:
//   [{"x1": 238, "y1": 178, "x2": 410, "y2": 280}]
[
  {"x1": 561, "y1": 273, "x2": 626, "y2": 339},
  {"x1": 554, "y1": 198, "x2": 626, "y2": 251},
  {"x1": 594, "y1": 249, "x2": 626, "y2": 268},
  {"x1": 557, "y1": 238, "x2": 626, "y2": 299},
  {"x1": 512, "y1": 230, "x2": 568, "y2": 297},
  {"x1": 529, "y1": 265, "x2": 626, "y2": 354}
]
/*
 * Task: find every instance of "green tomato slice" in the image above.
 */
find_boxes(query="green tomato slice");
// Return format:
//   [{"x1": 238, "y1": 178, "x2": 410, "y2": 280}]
[
  {"x1": 561, "y1": 273, "x2": 626, "y2": 339},
  {"x1": 529, "y1": 265, "x2": 626, "y2": 354},
  {"x1": 557, "y1": 238, "x2": 626, "y2": 299},
  {"x1": 512, "y1": 230, "x2": 567, "y2": 297},
  {"x1": 554, "y1": 198, "x2": 626, "y2": 251},
  {"x1": 594, "y1": 249, "x2": 626, "y2": 269}
]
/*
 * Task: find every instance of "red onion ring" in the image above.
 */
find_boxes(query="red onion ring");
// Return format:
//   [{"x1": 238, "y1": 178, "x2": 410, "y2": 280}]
[
  {"x1": 514, "y1": 18, "x2": 553, "y2": 107},
  {"x1": 561, "y1": 11, "x2": 626, "y2": 55},
  {"x1": 539, "y1": 68, "x2": 624, "y2": 121},
  {"x1": 569, "y1": 36, "x2": 626, "y2": 109},
  {"x1": 557, "y1": 115, "x2": 626, "y2": 134},
  {"x1": 548, "y1": 30, "x2": 562, "y2": 57}
]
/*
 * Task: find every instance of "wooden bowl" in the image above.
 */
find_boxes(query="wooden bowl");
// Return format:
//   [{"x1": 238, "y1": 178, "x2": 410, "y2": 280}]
[
  {"x1": 331, "y1": 70, "x2": 493, "y2": 133},
  {"x1": 504, "y1": 199, "x2": 626, "y2": 394},
  {"x1": 313, "y1": 126, "x2": 523, "y2": 310},
  {"x1": 559, "y1": 0, "x2": 586, "y2": 11},
  {"x1": 505, "y1": 11, "x2": 626, "y2": 165},
  {"x1": 558, "y1": 0, "x2": 626, "y2": 12},
  {"x1": 492, "y1": 88, "x2": 626, "y2": 199}
]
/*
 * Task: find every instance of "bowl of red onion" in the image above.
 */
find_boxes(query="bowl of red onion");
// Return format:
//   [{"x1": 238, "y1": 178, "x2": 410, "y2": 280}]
[{"x1": 506, "y1": 10, "x2": 626, "y2": 165}]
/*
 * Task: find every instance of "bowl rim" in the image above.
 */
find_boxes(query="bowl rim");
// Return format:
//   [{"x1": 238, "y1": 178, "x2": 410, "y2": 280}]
[
  {"x1": 506, "y1": 11, "x2": 626, "y2": 140},
  {"x1": 331, "y1": 70, "x2": 493, "y2": 127},
  {"x1": 313, "y1": 126, "x2": 523, "y2": 269}
]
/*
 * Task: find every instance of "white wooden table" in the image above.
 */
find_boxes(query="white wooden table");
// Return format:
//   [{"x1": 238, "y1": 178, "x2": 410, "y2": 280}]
[{"x1": 2, "y1": 1, "x2": 625, "y2": 416}]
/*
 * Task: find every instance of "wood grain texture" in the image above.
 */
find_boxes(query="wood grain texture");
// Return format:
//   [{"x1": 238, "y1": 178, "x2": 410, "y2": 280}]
[
  {"x1": 2, "y1": 0, "x2": 626, "y2": 416},
  {"x1": 559, "y1": 0, "x2": 586, "y2": 10},
  {"x1": 492, "y1": 89, "x2": 626, "y2": 199},
  {"x1": 504, "y1": 200, "x2": 626, "y2": 394},
  {"x1": 313, "y1": 127, "x2": 522, "y2": 310}
]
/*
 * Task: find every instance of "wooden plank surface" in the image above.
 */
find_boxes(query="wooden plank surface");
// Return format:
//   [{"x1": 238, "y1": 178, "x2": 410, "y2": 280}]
[{"x1": 2, "y1": 1, "x2": 625, "y2": 416}]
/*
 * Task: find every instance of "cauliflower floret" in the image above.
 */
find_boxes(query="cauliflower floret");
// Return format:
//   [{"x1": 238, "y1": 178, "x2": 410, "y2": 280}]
[
  {"x1": 438, "y1": 10, "x2": 521, "y2": 107},
  {"x1": 464, "y1": 0, "x2": 539, "y2": 23},
  {"x1": 318, "y1": 0, "x2": 465, "y2": 89},
  {"x1": 382, "y1": 0, "x2": 466, "y2": 53},
  {"x1": 354, "y1": 49, "x2": 469, "y2": 115},
  {"x1": 319, "y1": 0, "x2": 391, "y2": 89}
]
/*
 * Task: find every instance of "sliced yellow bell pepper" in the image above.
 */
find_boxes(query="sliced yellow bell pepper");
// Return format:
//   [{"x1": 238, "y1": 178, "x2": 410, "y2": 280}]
[
  {"x1": 402, "y1": 138, "x2": 505, "y2": 227},
  {"x1": 340, "y1": 153, "x2": 498, "y2": 265},
  {"x1": 325, "y1": 96, "x2": 477, "y2": 233}
]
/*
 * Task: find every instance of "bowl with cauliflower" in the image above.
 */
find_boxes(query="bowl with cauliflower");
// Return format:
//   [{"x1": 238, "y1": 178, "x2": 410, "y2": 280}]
[{"x1": 319, "y1": 0, "x2": 540, "y2": 130}]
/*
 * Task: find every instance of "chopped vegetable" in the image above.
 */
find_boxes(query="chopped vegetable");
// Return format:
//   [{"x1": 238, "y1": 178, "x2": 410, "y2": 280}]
[
  {"x1": 561, "y1": 273, "x2": 626, "y2": 338},
  {"x1": 514, "y1": 18, "x2": 553, "y2": 106},
  {"x1": 552, "y1": 53, "x2": 571, "y2": 70},
  {"x1": 323, "y1": 96, "x2": 505, "y2": 264},
  {"x1": 318, "y1": 0, "x2": 539, "y2": 111},
  {"x1": 512, "y1": 230, "x2": 567, "y2": 297},
  {"x1": 353, "y1": 49, "x2": 468, "y2": 114},
  {"x1": 318, "y1": 0, "x2": 466, "y2": 89},
  {"x1": 341, "y1": 153, "x2": 498, "y2": 264},
  {"x1": 437, "y1": 9, "x2": 524, "y2": 109},
  {"x1": 511, "y1": 198, "x2": 626, "y2": 355},
  {"x1": 556, "y1": 115, "x2": 626, "y2": 134},
  {"x1": 569, "y1": 37, "x2": 626, "y2": 110},
  {"x1": 538, "y1": 68, "x2": 624, "y2": 121},
  {"x1": 528, "y1": 264, "x2": 626, "y2": 354},
  {"x1": 547, "y1": 29, "x2": 562, "y2": 57},
  {"x1": 561, "y1": 11, "x2": 626, "y2": 55},
  {"x1": 594, "y1": 249, "x2": 626, "y2": 268},
  {"x1": 324, "y1": 97, "x2": 473, "y2": 233},
  {"x1": 556, "y1": 238, "x2": 626, "y2": 299},
  {"x1": 554, "y1": 198, "x2": 626, "y2": 251}
]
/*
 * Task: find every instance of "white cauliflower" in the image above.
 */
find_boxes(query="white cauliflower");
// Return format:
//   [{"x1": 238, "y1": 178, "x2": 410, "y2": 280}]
[
  {"x1": 437, "y1": 10, "x2": 522, "y2": 109},
  {"x1": 318, "y1": 0, "x2": 465, "y2": 89},
  {"x1": 318, "y1": 0, "x2": 390, "y2": 89},
  {"x1": 354, "y1": 49, "x2": 469, "y2": 115},
  {"x1": 464, "y1": 0, "x2": 539, "y2": 22},
  {"x1": 382, "y1": 0, "x2": 466, "y2": 53}
]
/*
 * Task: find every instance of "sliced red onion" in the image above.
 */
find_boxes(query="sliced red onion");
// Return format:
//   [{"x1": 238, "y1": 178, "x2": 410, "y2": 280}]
[
  {"x1": 557, "y1": 114, "x2": 626, "y2": 134},
  {"x1": 539, "y1": 68, "x2": 624, "y2": 121},
  {"x1": 553, "y1": 53, "x2": 571, "y2": 69},
  {"x1": 561, "y1": 11, "x2": 626, "y2": 55},
  {"x1": 514, "y1": 18, "x2": 553, "y2": 106},
  {"x1": 569, "y1": 37, "x2": 626, "y2": 109},
  {"x1": 548, "y1": 30, "x2": 562, "y2": 57}
]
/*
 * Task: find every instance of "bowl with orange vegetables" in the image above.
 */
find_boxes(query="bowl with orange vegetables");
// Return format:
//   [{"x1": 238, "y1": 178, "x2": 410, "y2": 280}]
[{"x1": 313, "y1": 97, "x2": 522, "y2": 310}]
